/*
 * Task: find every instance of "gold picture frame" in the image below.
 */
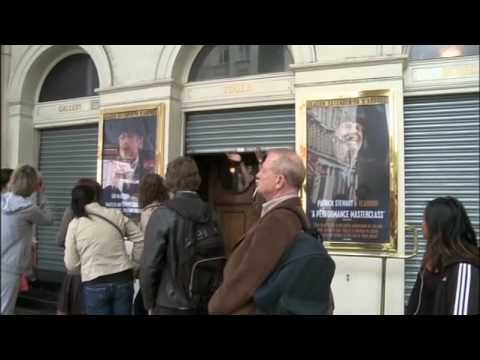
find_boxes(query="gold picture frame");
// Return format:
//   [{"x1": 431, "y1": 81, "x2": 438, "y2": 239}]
[
  {"x1": 97, "y1": 104, "x2": 166, "y2": 219},
  {"x1": 305, "y1": 93, "x2": 398, "y2": 253}
]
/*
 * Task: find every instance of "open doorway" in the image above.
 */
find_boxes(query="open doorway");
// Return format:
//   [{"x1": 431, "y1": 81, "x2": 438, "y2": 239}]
[{"x1": 192, "y1": 152, "x2": 263, "y2": 254}]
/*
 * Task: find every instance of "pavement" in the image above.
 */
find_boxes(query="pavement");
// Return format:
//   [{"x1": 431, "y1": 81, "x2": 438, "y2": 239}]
[{"x1": 14, "y1": 280, "x2": 59, "y2": 315}]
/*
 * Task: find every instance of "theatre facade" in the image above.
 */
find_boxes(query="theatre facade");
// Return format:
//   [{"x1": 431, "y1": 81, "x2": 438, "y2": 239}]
[{"x1": 1, "y1": 45, "x2": 478, "y2": 314}]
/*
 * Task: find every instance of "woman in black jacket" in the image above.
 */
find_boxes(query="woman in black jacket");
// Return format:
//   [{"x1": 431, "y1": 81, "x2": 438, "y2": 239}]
[{"x1": 407, "y1": 196, "x2": 479, "y2": 315}]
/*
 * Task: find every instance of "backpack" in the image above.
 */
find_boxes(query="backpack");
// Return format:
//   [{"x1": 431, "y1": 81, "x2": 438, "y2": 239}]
[
  {"x1": 254, "y1": 207, "x2": 336, "y2": 315},
  {"x1": 164, "y1": 199, "x2": 226, "y2": 313}
]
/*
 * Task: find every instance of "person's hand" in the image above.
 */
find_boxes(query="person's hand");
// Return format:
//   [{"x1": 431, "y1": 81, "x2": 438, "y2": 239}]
[
  {"x1": 111, "y1": 161, "x2": 134, "y2": 189},
  {"x1": 36, "y1": 177, "x2": 45, "y2": 193},
  {"x1": 148, "y1": 309, "x2": 153, "y2": 315},
  {"x1": 226, "y1": 152, "x2": 242, "y2": 163}
]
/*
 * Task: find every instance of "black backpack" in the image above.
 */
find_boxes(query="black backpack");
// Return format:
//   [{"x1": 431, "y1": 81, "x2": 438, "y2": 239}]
[
  {"x1": 164, "y1": 200, "x2": 226, "y2": 313},
  {"x1": 254, "y1": 207, "x2": 336, "y2": 315}
]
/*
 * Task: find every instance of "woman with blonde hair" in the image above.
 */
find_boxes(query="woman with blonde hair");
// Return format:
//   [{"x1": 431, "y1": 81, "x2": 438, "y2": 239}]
[{"x1": 1, "y1": 165, "x2": 53, "y2": 315}]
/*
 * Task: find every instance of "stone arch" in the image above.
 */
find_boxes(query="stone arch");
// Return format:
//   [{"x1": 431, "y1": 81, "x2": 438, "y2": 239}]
[
  {"x1": 4, "y1": 45, "x2": 112, "y2": 168},
  {"x1": 8, "y1": 45, "x2": 112, "y2": 104},
  {"x1": 156, "y1": 45, "x2": 316, "y2": 84}
]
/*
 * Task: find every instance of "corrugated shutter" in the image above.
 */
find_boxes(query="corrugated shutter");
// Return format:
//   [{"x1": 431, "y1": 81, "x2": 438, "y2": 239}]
[
  {"x1": 186, "y1": 106, "x2": 295, "y2": 154},
  {"x1": 37, "y1": 124, "x2": 98, "y2": 273},
  {"x1": 404, "y1": 93, "x2": 480, "y2": 306}
]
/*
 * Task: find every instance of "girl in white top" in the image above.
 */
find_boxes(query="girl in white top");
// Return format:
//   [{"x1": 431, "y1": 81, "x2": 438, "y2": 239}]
[{"x1": 64, "y1": 184, "x2": 143, "y2": 315}]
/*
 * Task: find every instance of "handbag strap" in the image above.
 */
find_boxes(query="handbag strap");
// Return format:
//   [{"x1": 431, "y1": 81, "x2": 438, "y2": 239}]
[
  {"x1": 146, "y1": 203, "x2": 161, "y2": 212},
  {"x1": 89, "y1": 212, "x2": 126, "y2": 240}
]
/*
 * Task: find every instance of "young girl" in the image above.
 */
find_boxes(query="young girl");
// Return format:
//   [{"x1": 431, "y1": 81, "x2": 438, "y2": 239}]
[
  {"x1": 407, "y1": 197, "x2": 479, "y2": 315},
  {"x1": 56, "y1": 178, "x2": 103, "y2": 315},
  {"x1": 64, "y1": 184, "x2": 143, "y2": 315}
]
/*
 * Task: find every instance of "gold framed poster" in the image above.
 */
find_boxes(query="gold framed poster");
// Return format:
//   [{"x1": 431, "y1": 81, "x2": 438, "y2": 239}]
[
  {"x1": 98, "y1": 104, "x2": 165, "y2": 220},
  {"x1": 306, "y1": 95, "x2": 397, "y2": 252}
]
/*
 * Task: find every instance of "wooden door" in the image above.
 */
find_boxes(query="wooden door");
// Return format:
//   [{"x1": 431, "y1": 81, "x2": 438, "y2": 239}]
[{"x1": 206, "y1": 155, "x2": 262, "y2": 255}]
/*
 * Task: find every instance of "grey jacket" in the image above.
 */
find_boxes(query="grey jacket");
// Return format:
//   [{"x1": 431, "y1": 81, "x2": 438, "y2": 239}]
[{"x1": 1, "y1": 192, "x2": 53, "y2": 274}]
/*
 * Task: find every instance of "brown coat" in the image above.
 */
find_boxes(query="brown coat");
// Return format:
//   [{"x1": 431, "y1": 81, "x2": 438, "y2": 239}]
[{"x1": 208, "y1": 197, "x2": 307, "y2": 314}]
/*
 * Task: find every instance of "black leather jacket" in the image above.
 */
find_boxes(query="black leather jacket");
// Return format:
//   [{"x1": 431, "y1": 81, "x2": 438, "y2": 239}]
[{"x1": 140, "y1": 191, "x2": 218, "y2": 313}]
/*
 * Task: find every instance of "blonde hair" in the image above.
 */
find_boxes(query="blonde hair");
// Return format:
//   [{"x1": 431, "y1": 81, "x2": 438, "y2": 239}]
[
  {"x1": 268, "y1": 149, "x2": 305, "y2": 189},
  {"x1": 8, "y1": 165, "x2": 40, "y2": 197}
]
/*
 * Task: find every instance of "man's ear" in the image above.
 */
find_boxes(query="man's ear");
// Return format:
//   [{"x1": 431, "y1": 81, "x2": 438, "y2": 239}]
[{"x1": 275, "y1": 174, "x2": 286, "y2": 189}]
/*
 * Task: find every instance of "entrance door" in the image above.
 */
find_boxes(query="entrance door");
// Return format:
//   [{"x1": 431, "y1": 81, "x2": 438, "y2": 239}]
[
  {"x1": 186, "y1": 106, "x2": 295, "y2": 252},
  {"x1": 194, "y1": 153, "x2": 262, "y2": 254}
]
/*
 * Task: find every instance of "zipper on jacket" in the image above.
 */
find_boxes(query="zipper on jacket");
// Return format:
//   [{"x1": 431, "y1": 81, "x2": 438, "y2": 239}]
[{"x1": 413, "y1": 269, "x2": 424, "y2": 315}]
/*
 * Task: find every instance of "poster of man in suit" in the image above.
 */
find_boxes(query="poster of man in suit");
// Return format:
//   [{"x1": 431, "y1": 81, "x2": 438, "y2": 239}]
[
  {"x1": 101, "y1": 109, "x2": 158, "y2": 219},
  {"x1": 306, "y1": 96, "x2": 390, "y2": 245}
]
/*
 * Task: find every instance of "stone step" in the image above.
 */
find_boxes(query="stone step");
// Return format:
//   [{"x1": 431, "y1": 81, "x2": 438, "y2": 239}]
[
  {"x1": 15, "y1": 305, "x2": 57, "y2": 315},
  {"x1": 16, "y1": 280, "x2": 60, "y2": 314}
]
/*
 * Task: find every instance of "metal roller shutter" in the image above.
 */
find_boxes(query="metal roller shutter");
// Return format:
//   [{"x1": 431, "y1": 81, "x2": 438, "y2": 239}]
[
  {"x1": 404, "y1": 93, "x2": 480, "y2": 306},
  {"x1": 186, "y1": 106, "x2": 295, "y2": 154},
  {"x1": 37, "y1": 124, "x2": 98, "y2": 273}
]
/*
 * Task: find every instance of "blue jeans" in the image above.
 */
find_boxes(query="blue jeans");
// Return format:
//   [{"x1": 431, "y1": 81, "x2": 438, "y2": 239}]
[{"x1": 83, "y1": 281, "x2": 133, "y2": 315}]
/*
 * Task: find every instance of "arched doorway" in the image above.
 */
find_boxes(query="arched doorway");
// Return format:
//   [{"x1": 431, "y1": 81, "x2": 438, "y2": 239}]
[{"x1": 6, "y1": 45, "x2": 111, "y2": 168}]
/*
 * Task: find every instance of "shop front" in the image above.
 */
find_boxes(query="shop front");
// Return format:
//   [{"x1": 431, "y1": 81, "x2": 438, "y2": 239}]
[{"x1": 2, "y1": 45, "x2": 478, "y2": 314}]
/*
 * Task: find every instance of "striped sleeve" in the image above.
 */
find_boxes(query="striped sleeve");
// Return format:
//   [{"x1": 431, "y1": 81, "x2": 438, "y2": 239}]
[{"x1": 450, "y1": 263, "x2": 479, "y2": 315}]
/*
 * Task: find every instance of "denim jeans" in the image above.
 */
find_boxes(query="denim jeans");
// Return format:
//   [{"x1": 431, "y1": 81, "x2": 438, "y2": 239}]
[{"x1": 83, "y1": 280, "x2": 133, "y2": 315}]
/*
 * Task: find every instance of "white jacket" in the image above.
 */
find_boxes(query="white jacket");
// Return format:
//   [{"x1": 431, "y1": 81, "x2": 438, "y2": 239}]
[{"x1": 64, "y1": 202, "x2": 143, "y2": 282}]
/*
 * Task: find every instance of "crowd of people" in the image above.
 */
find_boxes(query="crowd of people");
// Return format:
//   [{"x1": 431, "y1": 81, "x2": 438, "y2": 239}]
[{"x1": 1, "y1": 149, "x2": 479, "y2": 315}]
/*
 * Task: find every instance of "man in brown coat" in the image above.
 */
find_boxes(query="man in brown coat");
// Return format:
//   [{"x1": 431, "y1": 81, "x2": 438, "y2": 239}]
[{"x1": 208, "y1": 149, "x2": 308, "y2": 314}]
